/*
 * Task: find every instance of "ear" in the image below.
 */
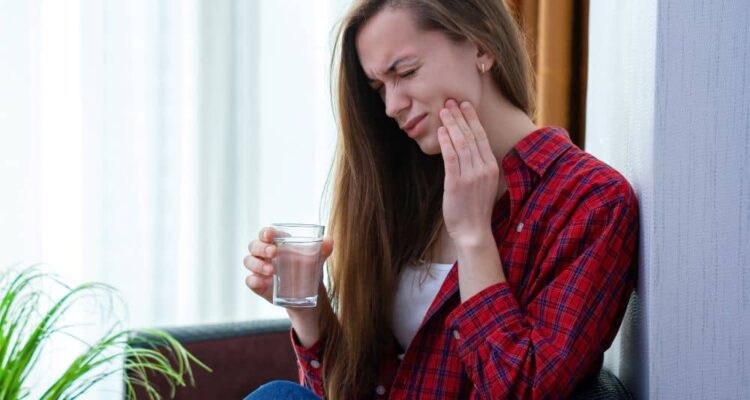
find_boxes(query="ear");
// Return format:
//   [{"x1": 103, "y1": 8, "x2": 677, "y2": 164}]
[{"x1": 475, "y1": 44, "x2": 495, "y2": 71}]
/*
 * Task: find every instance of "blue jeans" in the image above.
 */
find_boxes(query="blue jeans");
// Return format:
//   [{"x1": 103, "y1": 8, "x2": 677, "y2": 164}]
[{"x1": 243, "y1": 380, "x2": 321, "y2": 400}]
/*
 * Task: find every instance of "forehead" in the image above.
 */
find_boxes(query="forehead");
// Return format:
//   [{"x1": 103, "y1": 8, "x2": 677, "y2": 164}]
[{"x1": 355, "y1": 7, "x2": 433, "y2": 79}]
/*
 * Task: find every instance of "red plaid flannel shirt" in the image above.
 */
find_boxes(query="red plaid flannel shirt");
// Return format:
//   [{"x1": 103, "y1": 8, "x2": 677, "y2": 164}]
[{"x1": 290, "y1": 126, "x2": 639, "y2": 399}]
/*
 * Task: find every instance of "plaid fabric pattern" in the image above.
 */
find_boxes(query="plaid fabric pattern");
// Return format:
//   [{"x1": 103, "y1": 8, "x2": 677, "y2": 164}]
[{"x1": 290, "y1": 127, "x2": 639, "y2": 399}]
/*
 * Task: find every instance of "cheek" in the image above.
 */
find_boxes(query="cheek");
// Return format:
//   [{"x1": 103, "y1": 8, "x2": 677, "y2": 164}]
[
  {"x1": 420, "y1": 81, "x2": 480, "y2": 118},
  {"x1": 426, "y1": 60, "x2": 482, "y2": 106},
  {"x1": 425, "y1": 114, "x2": 439, "y2": 135}
]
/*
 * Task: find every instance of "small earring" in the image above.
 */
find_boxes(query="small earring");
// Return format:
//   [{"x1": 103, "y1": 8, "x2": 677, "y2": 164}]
[{"x1": 480, "y1": 63, "x2": 486, "y2": 74}]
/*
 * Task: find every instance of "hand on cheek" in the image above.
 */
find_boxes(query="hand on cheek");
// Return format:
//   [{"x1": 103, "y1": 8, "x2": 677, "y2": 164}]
[{"x1": 437, "y1": 99, "x2": 500, "y2": 247}]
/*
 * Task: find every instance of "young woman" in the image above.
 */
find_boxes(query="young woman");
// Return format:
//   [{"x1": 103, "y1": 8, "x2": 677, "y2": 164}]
[{"x1": 243, "y1": 0, "x2": 639, "y2": 399}]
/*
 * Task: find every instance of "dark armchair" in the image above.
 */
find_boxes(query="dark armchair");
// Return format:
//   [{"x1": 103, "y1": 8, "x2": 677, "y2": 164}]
[{"x1": 124, "y1": 319, "x2": 633, "y2": 399}]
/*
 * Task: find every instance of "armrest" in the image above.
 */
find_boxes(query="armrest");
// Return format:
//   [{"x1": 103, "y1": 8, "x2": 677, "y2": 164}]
[
  {"x1": 569, "y1": 368, "x2": 634, "y2": 400},
  {"x1": 124, "y1": 319, "x2": 297, "y2": 400}
]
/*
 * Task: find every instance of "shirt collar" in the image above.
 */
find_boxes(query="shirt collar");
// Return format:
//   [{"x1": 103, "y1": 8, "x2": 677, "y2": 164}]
[
  {"x1": 501, "y1": 126, "x2": 574, "y2": 178},
  {"x1": 494, "y1": 127, "x2": 575, "y2": 220}
]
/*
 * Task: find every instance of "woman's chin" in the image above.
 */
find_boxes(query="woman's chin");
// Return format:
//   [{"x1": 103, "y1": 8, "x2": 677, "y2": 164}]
[
  {"x1": 422, "y1": 147, "x2": 442, "y2": 156},
  {"x1": 415, "y1": 134, "x2": 441, "y2": 155}
]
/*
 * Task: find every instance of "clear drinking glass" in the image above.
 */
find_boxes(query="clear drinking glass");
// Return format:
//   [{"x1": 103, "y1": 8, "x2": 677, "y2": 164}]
[{"x1": 270, "y1": 223, "x2": 325, "y2": 308}]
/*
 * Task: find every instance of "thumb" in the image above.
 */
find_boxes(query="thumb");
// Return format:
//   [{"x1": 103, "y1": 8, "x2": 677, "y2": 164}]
[{"x1": 320, "y1": 236, "x2": 334, "y2": 259}]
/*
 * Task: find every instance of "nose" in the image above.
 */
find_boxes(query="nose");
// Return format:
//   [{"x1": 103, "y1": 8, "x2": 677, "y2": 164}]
[{"x1": 383, "y1": 85, "x2": 410, "y2": 119}]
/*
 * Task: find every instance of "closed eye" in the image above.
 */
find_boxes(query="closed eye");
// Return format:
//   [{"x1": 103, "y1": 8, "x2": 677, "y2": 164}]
[
  {"x1": 395, "y1": 69, "x2": 417, "y2": 85},
  {"x1": 371, "y1": 68, "x2": 418, "y2": 96},
  {"x1": 400, "y1": 69, "x2": 417, "y2": 78}
]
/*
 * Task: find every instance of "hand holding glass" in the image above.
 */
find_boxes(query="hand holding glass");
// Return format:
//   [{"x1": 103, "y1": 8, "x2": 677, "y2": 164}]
[{"x1": 270, "y1": 223, "x2": 325, "y2": 308}]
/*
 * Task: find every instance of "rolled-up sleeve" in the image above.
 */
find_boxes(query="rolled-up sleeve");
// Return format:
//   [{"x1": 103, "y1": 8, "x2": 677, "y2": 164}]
[{"x1": 290, "y1": 328, "x2": 326, "y2": 396}]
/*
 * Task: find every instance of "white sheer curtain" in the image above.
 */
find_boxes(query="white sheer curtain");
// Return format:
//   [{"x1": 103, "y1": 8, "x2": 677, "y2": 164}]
[
  {"x1": 0, "y1": 0, "x2": 349, "y2": 397},
  {"x1": 585, "y1": 0, "x2": 655, "y2": 387}
]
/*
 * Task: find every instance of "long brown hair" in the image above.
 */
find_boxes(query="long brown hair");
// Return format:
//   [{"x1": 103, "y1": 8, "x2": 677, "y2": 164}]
[{"x1": 319, "y1": 0, "x2": 535, "y2": 397}]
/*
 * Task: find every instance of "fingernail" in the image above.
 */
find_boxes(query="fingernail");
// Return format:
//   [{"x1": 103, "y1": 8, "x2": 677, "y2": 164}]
[
  {"x1": 265, "y1": 246, "x2": 274, "y2": 256},
  {"x1": 264, "y1": 265, "x2": 273, "y2": 274},
  {"x1": 461, "y1": 101, "x2": 471, "y2": 109}
]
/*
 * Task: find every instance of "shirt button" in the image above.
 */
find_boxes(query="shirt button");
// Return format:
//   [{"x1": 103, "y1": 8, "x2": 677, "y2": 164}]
[
  {"x1": 516, "y1": 222, "x2": 524, "y2": 232},
  {"x1": 375, "y1": 385, "x2": 386, "y2": 395},
  {"x1": 397, "y1": 353, "x2": 405, "y2": 360},
  {"x1": 310, "y1": 359, "x2": 321, "y2": 369},
  {"x1": 453, "y1": 330, "x2": 461, "y2": 340}
]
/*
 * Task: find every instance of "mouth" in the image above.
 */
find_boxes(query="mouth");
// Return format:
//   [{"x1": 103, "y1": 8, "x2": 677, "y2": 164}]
[{"x1": 401, "y1": 114, "x2": 427, "y2": 137}]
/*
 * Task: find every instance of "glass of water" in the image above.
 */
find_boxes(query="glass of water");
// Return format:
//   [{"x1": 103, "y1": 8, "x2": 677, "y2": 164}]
[{"x1": 270, "y1": 223, "x2": 325, "y2": 308}]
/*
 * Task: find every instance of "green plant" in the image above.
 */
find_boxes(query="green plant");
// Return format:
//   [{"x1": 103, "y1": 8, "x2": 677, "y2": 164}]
[{"x1": 0, "y1": 265, "x2": 211, "y2": 399}]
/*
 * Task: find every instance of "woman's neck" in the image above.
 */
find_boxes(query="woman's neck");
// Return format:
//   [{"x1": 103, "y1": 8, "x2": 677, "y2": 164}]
[
  {"x1": 423, "y1": 221, "x2": 457, "y2": 265},
  {"x1": 474, "y1": 82, "x2": 538, "y2": 201}
]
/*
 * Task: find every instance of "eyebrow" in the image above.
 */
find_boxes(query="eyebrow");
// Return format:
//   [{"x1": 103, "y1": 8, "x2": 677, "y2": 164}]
[{"x1": 367, "y1": 56, "x2": 417, "y2": 84}]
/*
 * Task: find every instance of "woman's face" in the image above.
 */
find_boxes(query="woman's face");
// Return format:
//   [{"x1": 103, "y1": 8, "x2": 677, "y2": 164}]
[{"x1": 356, "y1": 7, "x2": 487, "y2": 155}]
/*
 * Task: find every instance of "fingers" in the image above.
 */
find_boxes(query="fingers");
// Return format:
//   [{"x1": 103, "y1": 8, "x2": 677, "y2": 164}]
[
  {"x1": 244, "y1": 252, "x2": 274, "y2": 301},
  {"x1": 245, "y1": 226, "x2": 283, "y2": 303},
  {"x1": 320, "y1": 236, "x2": 334, "y2": 258},
  {"x1": 258, "y1": 226, "x2": 279, "y2": 242},
  {"x1": 245, "y1": 273, "x2": 273, "y2": 296},
  {"x1": 446, "y1": 100, "x2": 483, "y2": 166},
  {"x1": 458, "y1": 101, "x2": 495, "y2": 166},
  {"x1": 439, "y1": 106, "x2": 471, "y2": 175},
  {"x1": 437, "y1": 126, "x2": 460, "y2": 187},
  {"x1": 248, "y1": 238, "x2": 276, "y2": 258},
  {"x1": 243, "y1": 253, "x2": 274, "y2": 276}
]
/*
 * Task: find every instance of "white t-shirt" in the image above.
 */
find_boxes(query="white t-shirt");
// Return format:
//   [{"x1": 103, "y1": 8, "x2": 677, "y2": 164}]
[{"x1": 392, "y1": 261, "x2": 455, "y2": 352}]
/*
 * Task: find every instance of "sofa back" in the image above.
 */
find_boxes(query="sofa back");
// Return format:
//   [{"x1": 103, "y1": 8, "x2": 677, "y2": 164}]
[{"x1": 124, "y1": 319, "x2": 297, "y2": 399}]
